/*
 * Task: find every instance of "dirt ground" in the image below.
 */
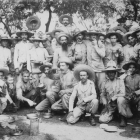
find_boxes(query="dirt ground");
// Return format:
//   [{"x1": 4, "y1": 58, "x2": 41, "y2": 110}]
[{"x1": 1, "y1": 108, "x2": 140, "y2": 140}]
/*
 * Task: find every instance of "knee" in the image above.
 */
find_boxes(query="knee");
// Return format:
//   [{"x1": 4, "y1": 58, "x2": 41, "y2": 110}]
[
  {"x1": 91, "y1": 99, "x2": 99, "y2": 105},
  {"x1": 35, "y1": 104, "x2": 41, "y2": 111}
]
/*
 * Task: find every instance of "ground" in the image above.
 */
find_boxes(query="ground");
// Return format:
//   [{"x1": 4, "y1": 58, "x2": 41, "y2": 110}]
[{"x1": 0, "y1": 108, "x2": 140, "y2": 140}]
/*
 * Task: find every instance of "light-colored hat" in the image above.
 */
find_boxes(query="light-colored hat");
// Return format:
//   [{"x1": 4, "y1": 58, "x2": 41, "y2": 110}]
[
  {"x1": 73, "y1": 28, "x2": 87, "y2": 40},
  {"x1": 123, "y1": 60, "x2": 138, "y2": 70},
  {"x1": 51, "y1": 29, "x2": 64, "y2": 38},
  {"x1": 111, "y1": 26, "x2": 127, "y2": 34},
  {"x1": 11, "y1": 34, "x2": 21, "y2": 41},
  {"x1": 0, "y1": 68, "x2": 9, "y2": 76},
  {"x1": 59, "y1": 14, "x2": 73, "y2": 24},
  {"x1": 58, "y1": 57, "x2": 73, "y2": 70},
  {"x1": 56, "y1": 33, "x2": 71, "y2": 43},
  {"x1": 0, "y1": 35, "x2": 12, "y2": 44},
  {"x1": 105, "y1": 32, "x2": 122, "y2": 42},
  {"x1": 123, "y1": 31, "x2": 134, "y2": 44},
  {"x1": 29, "y1": 34, "x2": 45, "y2": 41},
  {"x1": 102, "y1": 61, "x2": 121, "y2": 72},
  {"x1": 40, "y1": 62, "x2": 52, "y2": 72},
  {"x1": 74, "y1": 64, "x2": 95, "y2": 81},
  {"x1": 16, "y1": 29, "x2": 33, "y2": 38}
]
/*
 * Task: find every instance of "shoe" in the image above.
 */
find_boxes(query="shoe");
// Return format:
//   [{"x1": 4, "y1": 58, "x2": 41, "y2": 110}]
[
  {"x1": 89, "y1": 114, "x2": 96, "y2": 126},
  {"x1": 120, "y1": 115, "x2": 127, "y2": 127},
  {"x1": 43, "y1": 112, "x2": 52, "y2": 119},
  {"x1": 59, "y1": 113, "x2": 68, "y2": 122}
]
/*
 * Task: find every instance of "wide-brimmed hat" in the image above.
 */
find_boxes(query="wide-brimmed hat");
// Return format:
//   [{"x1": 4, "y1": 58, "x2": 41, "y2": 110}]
[
  {"x1": 56, "y1": 33, "x2": 71, "y2": 44},
  {"x1": 29, "y1": 35, "x2": 45, "y2": 41},
  {"x1": 59, "y1": 14, "x2": 73, "y2": 24},
  {"x1": 74, "y1": 64, "x2": 95, "y2": 81},
  {"x1": 123, "y1": 60, "x2": 138, "y2": 70},
  {"x1": 11, "y1": 34, "x2": 21, "y2": 41},
  {"x1": 111, "y1": 26, "x2": 127, "y2": 34},
  {"x1": 58, "y1": 57, "x2": 73, "y2": 70},
  {"x1": 73, "y1": 28, "x2": 87, "y2": 40},
  {"x1": 102, "y1": 61, "x2": 121, "y2": 72},
  {"x1": 0, "y1": 68, "x2": 9, "y2": 76},
  {"x1": 105, "y1": 32, "x2": 122, "y2": 41},
  {"x1": 16, "y1": 29, "x2": 34, "y2": 38},
  {"x1": 40, "y1": 62, "x2": 52, "y2": 72},
  {"x1": 132, "y1": 27, "x2": 140, "y2": 38},
  {"x1": 117, "y1": 17, "x2": 127, "y2": 23},
  {"x1": 51, "y1": 29, "x2": 64, "y2": 38},
  {"x1": 123, "y1": 31, "x2": 134, "y2": 44},
  {"x1": 0, "y1": 35, "x2": 12, "y2": 44}
]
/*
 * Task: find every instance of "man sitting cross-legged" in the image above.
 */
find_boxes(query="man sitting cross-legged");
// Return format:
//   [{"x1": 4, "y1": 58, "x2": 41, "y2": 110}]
[{"x1": 67, "y1": 64, "x2": 99, "y2": 126}]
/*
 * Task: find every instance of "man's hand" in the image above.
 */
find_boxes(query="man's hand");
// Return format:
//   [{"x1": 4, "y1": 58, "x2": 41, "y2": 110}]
[
  {"x1": 27, "y1": 99, "x2": 36, "y2": 106},
  {"x1": 59, "y1": 90, "x2": 65, "y2": 97}
]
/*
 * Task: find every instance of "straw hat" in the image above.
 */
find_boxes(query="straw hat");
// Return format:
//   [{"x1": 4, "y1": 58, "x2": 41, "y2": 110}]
[
  {"x1": 0, "y1": 35, "x2": 12, "y2": 44},
  {"x1": 56, "y1": 33, "x2": 71, "y2": 43},
  {"x1": 111, "y1": 26, "x2": 127, "y2": 34},
  {"x1": 58, "y1": 57, "x2": 73, "y2": 70},
  {"x1": 123, "y1": 60, "x2": 138, "y2": 70},
  {"x1": 16, "y1": 29, "x2": 33, "y2": 38},
  {"x1": 105, "y1": 32, "x2": 122, "y2": 42},
  {"x1": 102, "y1": 61, "x2": 121, "y2": 72},
  {"x1": 29, "y1": 35, "x2": 45, "y2": 41},
  {"x1": 40, "y1": 62, "x2": 52, "y2": 72},
  {"x1": 73, "y1": 28, "x2": 87, "y2": 40},
  {"x1": 51, "y1": 29, "x2": 64, "y2": 38},
  {"x1": 123, "y1": 31, "x2": 134, "y2": 44},
  {"x1": 74, "y1": 64, "x2": 95, "y2": 81},
  {"x1": 59, "y1": 14, "x2": 73, "y2": 24}
]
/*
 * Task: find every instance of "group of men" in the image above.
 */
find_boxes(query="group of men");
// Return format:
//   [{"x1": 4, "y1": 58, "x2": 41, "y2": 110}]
[{"x1": 0, "y1": 14, "x2": 140, "y2": 128}]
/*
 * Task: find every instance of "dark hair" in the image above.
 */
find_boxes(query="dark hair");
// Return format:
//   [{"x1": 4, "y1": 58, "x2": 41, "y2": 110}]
[{"x1": 21, "y1": 69, "x2": 30, "y2": 76}]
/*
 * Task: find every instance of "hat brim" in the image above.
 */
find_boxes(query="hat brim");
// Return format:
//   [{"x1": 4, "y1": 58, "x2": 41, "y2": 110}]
[
  {"x1": 16, "y1": 31, "x2": 33, "y2": 38},
  {"x1": 51, "y1": 29, "x2": 64, "y2": 38},
  {"x1": 1, "y1": 38, "x2": 12, "y2": 44},
  {"x1": 112, "y1": 26, "x2": 127, "y2": 34},
  {"x1": 58, "y1": 58, "x2": 73, "y2": 70},
  {"x1": 30, "y1": 38, "x2": 45, "y2": 41},
  {"x1": 0, "y1": 68, "x2": 9, "y2": 76},
  {"x1": 74, "y1": 64, "x2": 95, "y2": 81},
  {"x1": 102, "y1": 68, "x2": 121, "y2": 72},
  {"x1": 57, "y1": 33, "x2": 71, "y2": 43},
  {"x1": 73, "y1": 30, "x2": 87, "y2": 40},
  {"x1": 123, "y1": 62, "x2": 138, "y2": 70},
  {"x1": 59, "y1": 15, "x2": 73, "y2": 24},
  {"x1": 105, "y1": 32, "x2": 122, "y2": 41},
  {"x1": 40, "y1": 64, "x2": 52, "y2": 72}
]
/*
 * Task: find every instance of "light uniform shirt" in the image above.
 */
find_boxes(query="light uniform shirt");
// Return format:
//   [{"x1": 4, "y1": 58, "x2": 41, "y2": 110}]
[
  {"x1": 134, "y1": 43, "x2": 140, "y2": 57},
  {"x1": 27, "y1": 46, "x2": 49, "y2": 73},
  {"x1": 101, "y1": 77, "x2": 125, "y2": 102},
  {"x1": 0, "y1": 46, "x2": 11, "y2": 70},
  {"x1": 14, "y1": 41, "x2": 33, "y2": 69},
  {"x1": 87, "y1": 41, "x2": 105, "y2": 72},
  {"x1": 69, "y1": 80, "x2": 97, "y2": 112}
]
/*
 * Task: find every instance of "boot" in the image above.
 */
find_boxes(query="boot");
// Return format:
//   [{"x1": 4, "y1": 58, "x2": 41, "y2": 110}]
[
  {"x1": 89, "y1": 114, "x2": 96, "y2": 126},
  {"x1": 120, "y1": 115, "x2": 127, "y2": 127}
]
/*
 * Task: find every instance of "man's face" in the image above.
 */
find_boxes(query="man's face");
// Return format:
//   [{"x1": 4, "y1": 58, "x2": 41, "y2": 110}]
[
  {"x1": 21, "y1": 33, "x2": 28, "y2": 41},
  {"x1": 128, "y1": 64, "x2": 136, "y2": 75},
  {"x1": 22, "y1": 73, "x2": 30, "y2": 83},
  {"x1": 76, "y1": 33, "x2": 83, "y2": 42},
  {"x1": 60, "y1": 62, "x2": 69, "y2": 74},
  {"x1": 7, "y1": 77, "x2": 14, "y2": 84},
  {"x1": 107, "y1": 71, "x2": 116, "y2": 81},
  {"x1": 1, "y1": 40, "x2": 9, "y2": 48},
  {"x1": 136, "y1": 31, "x2": 140, "y2": 41},
  {"x1": 99, "y1": 36, "x2": 105, "y2": 43},
  {"x1": 128, "y1": 35, "x2": 135, "y2": 46},
  {"x1": 33, "y1": 40, "x2": 40, "y2": 48},
  {"x1": 44, "y1": 67, "x2": 50, "y2": 74},
  {"x1": 110, "y1": 35, "x2": 117, "y2": 43},
  {"x1": 90, "y1": 35, "x2": 97, "y2": 41},
  {"x1": 80, "y1": 71, "x2": 88, "y2": 83},
  {"x1": 59, "y1": 36, "x2": 68, "y2": 45},
  {"x1": 62, "y1": 18, "x2": 69, "y2": 26},
  {"x1": 0, "y1": 72, "x2": 4, "y2": 80}
]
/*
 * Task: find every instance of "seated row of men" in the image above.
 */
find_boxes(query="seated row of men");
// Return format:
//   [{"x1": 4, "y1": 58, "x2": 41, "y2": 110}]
[{"x1": 0, "y1": 56, "x2": 140, "y2": 128}]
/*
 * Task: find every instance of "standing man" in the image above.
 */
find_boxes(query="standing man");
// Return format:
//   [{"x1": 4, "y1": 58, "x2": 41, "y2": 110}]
[
  {"x1": 51, "y1": 57, "x2": 76, "y2": 120},
  {"x1": 53, "y1": 33, "x2": 73, "y2": 69},
  {"x1": 14, "y1": 29, "x2": 33, "y2": 74},
  {"x1": 99, "y1": 61, "x2": 132, "y2": 127},
  {"x1": 57, "y1": 14, "x2": 76, "y2": 36},
  {"x1": 67, "y1": 64, "x2": 98, "y2": 126},
  {"x1": 71, "y1": 28, "x2": 87, "y2": 67}
]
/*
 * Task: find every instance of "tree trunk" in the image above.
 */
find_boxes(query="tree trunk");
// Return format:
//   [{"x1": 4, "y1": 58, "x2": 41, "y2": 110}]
[
  {"x1": 45, "y1": 7, "x2": 52, "y2": 32},
  {"x1": 130, "y1": 0, "x2": 137, "y2": 21}
]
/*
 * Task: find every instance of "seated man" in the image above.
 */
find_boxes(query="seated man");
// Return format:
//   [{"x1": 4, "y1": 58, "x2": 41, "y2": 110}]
[
  {"x1": 67, "y1": 64, "x2": 99, "y2": 126},
  {"x1": 51, "y1": 57, "x2": 76, "y2": 120},
  {"x1": 16, "y1": 69, "x2": 37, "y2": 108},
  {"x1": 35, "y1": 62, "x2": 60, "y2": 118},
  {"x1": 99, "y1": 61, "x2": 132, "y2": 127}
]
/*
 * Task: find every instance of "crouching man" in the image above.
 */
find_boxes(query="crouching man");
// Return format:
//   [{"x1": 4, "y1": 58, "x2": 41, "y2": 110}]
[
  {"x1": 99, "y1": 61, "x2": 132, "y2": 127},
  {"x1": 67, "y1": 64, "x2": 99, "y2": 126},
  {"x1": 16, "y1": 69, "x2": 37, "y2": 108}
]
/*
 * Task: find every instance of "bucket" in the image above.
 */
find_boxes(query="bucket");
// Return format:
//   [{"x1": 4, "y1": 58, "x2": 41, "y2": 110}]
[{"x1": 30, "y1": 118, "x2": 39, "y2": 136}]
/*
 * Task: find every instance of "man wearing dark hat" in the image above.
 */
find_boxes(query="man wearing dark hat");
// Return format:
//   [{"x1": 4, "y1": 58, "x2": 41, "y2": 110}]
[
  {"x1": 99, "y1": 61, "x2": 131, "y2": 127},
  {"x1": 56, "y1": 14, "x2": 76, "y2": 36},
  {"x1": 35, "y1": 62, "x2": 60, "y2": 118},
  {"x1": 71, "y1": 28, "x2": 87, "y2": 67},
  {"x1": 53, "y1": 33, "x2": 73, "y2": 69},
  {"x1": 14, "y1": 29, "x2": 33, "y2": 74},
  {"x1": 104, "y1": 32, "x2": 124, "y2": 68},
  {"x1": 51, "y1": 57, "x2": 76, "y2": 120},
  {"x1": 67, "y1": 64, "x2": 98, "y2": 126},
  {"x1": 122, "y1": 60, "x2": 140, "y2": 124},
  {"x1": 0, "y1": 35, "x2": 12, "y2": 71}
]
